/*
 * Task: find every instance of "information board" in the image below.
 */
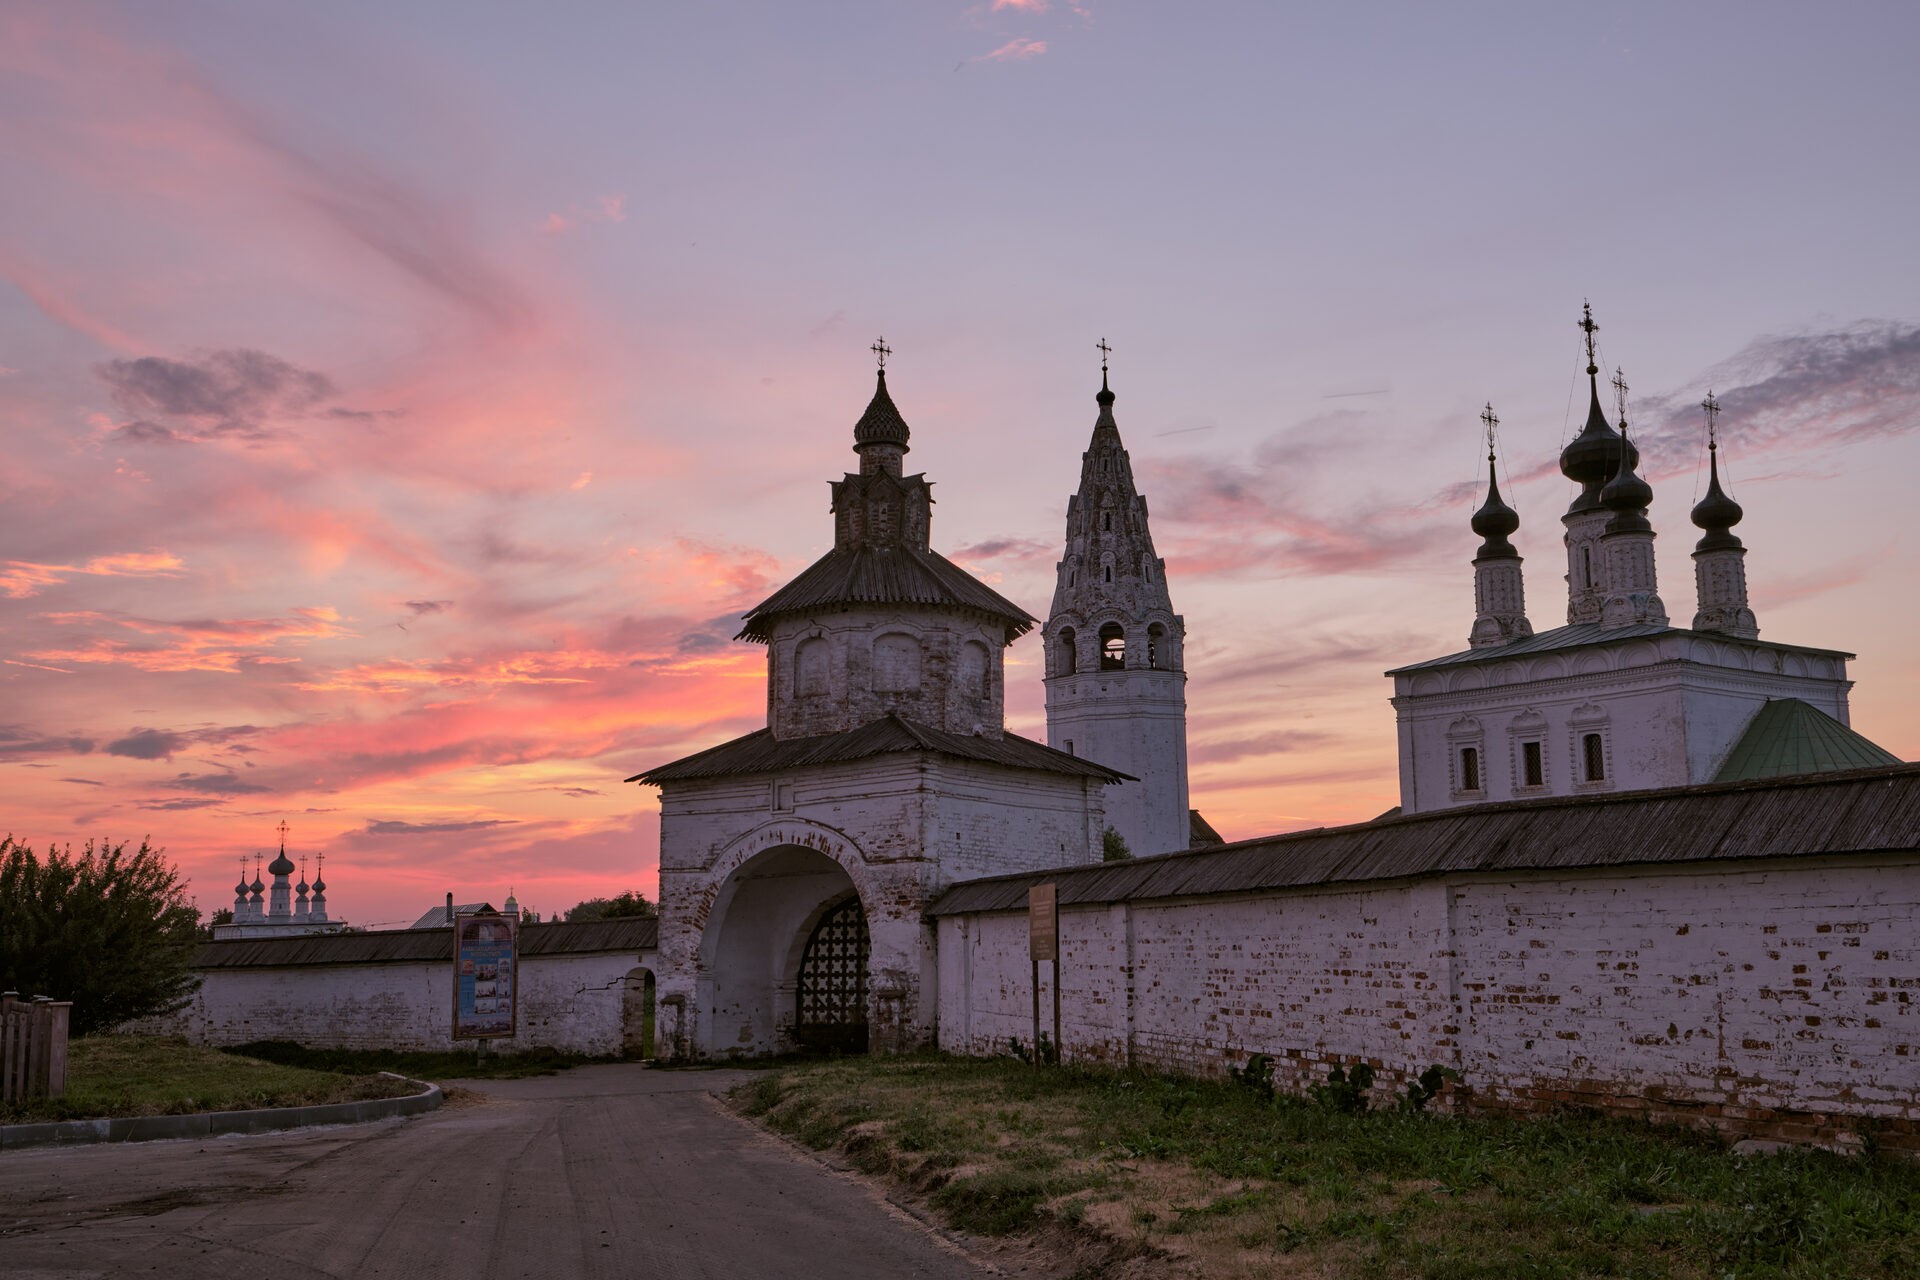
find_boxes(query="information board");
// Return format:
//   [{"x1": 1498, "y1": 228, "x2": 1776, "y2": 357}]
[
  {"x1": 1028, "y1": 882, "x2": 1058, "y2": 962},
  {"x1": 452, "y1": 910, "x2": 518, "y2": 1040}
]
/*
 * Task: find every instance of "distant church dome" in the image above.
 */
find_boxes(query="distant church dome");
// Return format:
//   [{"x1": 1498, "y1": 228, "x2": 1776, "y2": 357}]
[
  {"x1": 1470, "y1": 463, "x2": 1520, "y2": 550},
  {"x1": 1691, "y1": 452, "x2": 1744, "y2": 549},
  {"x1": 268, "y1": 849, "x2": 296, "y2": 877}
]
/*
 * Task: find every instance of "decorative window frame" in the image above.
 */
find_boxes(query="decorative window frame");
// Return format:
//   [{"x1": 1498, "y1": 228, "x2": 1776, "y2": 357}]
[
  {"x1": 1569, "y1": 702, "x2": 1614, "y2": 791},
  {"x1": 1507, "y1": 708, "x2": 1549, "y2": 795},
  {"x1": 772, "y1": 780, "x2": 795, "y2": 813},
  {"x1": 1446, "y1": 715, "x2": 1487, "y2": 800}
]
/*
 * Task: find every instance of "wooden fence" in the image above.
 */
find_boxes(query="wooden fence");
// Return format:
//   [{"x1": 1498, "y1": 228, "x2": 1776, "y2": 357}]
[{"x1": 1, "y1": 992, "x2": 71, "y2": 1103}]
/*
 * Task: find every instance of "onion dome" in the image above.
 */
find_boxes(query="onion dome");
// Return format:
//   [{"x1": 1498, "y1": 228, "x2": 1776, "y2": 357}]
[
  {"x1": 268, "y1": 849, "x2": 295, "y2": 877},
  {"x1": 234, "y1": 875, "x2": 249, "y2": 897},
  {"x1": 296, "y1": 874, "x2": 309, "y2": 895},
  {"x1": 249, "y1": 872, "x2": 264, "y2": 894},
  {"x1": 1600, "y1": 432, "x2": 1653, "y2": 534},
  {"x1": 1691, "y1": 447, "x2": 1745, "y2": 551},
  {"x1": 311, "y1": 875, "x2": 326, "y2": 893},
  {"x1": 851, "y1": 368, "x2": 911, "y2": 453},
  {"x1": 1559, "y1": 306, "x2": 1637, "y2": 508},
  {"x1": 1470, "y1": 457, "x2": 1520, "y2": 558},
  {"x1": 1095, "y1": 367, "x2": 1116, "y2": 419}
]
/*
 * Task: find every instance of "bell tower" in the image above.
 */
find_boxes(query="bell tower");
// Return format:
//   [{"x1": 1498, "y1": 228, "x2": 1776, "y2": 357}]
[{"x1": 1043, "y1": 349, "x2": 1190, "y2": 857}]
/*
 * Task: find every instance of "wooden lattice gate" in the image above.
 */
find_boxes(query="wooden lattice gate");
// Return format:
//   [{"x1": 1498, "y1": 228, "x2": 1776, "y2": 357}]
[{"x1": 794, "y1": 896, "x2": 869, "y2": 1053}]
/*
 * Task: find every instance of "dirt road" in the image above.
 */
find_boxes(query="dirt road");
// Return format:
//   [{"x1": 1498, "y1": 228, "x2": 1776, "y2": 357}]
[{"x1": 0, "y1": 1064, "x2": 988, "y2": 1279}]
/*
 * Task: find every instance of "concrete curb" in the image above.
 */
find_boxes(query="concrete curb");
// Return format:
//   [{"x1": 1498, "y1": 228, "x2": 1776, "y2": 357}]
[{"x1": 0, "y1": 1073, "x2": 442, "y2": 1151}]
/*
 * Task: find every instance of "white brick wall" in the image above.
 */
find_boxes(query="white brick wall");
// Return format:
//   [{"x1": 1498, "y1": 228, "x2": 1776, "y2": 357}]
[
  {"x1": 158, "y1": 949, "x2": 650, "y2": 1056},
  {"x1": 937, "y1": 853, "x2": 1920, "y2": 1144}
]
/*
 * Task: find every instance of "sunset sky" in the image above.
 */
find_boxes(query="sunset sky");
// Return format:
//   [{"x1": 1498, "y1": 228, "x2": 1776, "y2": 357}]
[{"x1": 3, "y1": 1, "x2": 1916, "y2": 928}]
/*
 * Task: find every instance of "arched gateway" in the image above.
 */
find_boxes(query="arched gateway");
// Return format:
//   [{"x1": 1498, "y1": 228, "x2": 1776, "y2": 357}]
[{"x1": 632, "y1": 359, "x2": 1125, "y2": 1061}]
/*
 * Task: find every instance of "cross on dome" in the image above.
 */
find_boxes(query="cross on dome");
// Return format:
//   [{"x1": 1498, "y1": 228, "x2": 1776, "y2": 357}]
[
  {"x1": 870, "y1": 336, "x2": 891, "y2": 370},
  {"x1": 1481, "y1": 402, "x2": 1500, "y2": 460},
  {"x1": 1579, "y1": 301, "x2": 1600, "y2": 373},
  {"x1": 1702, "y1": 389, "x2": 1722, "y2": 449}
]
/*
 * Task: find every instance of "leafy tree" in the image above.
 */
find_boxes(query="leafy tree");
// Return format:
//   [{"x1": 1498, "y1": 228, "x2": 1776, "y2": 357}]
[
  {"x1": 200, "y1": 907, "x2": 234, "y2": 940},
  {"x1": 1101, "y1": 826, "x2": 1132, "y2": 862},
  {"x1": 563, "y1": 890, "x2": 657, "y2": 922},
  {"x1": 0, "y1": 837, "x2": 202, "y2": 1036}
]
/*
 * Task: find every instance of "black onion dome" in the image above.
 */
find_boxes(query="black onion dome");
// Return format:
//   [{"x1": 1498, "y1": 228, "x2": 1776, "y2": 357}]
[
  {"x1": 234, "y1": 876, "x2": 249, "y2": 896},
  {"x1": 1096, "y1": 368, "x2": 1116, "y2": 411},
  {"x1": 1600, "y1": 443, "x2": 1653, "y2": 514},
  {"x1": 268, "y1": 849, "x2": 296, "y2": 876},
  {"x1": 249, "y1": 873, "x2": 264, "y2": 893},
  {"x1": 1470, "y1": 460, "x2": 1520, "y2": 557},
  {"x1": 1559, "y1": 372, "x2": 1638, "y2": 496},
  {"x1": 852, "y1": 369, "x2": 911, "y2": 451},
  {"x1": 1691, "y1": 452, "x2": 1745, "y2": 548},
  {"x1": 312, "y1": 875, "x2": 326, "y2": 893}
]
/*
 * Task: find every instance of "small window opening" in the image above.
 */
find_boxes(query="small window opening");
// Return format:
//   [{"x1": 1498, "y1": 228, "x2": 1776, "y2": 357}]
[
  {"x1": 1582, "y1": 545, "x2": 1592, "y2": 589},
  {"x1": 1064, "y1": 739, "x2": 1075, "y2": 757},
  {"x1": 1147, "y1": 622, "x2": 1167, "y2": 670},
  {"x1": 1101, "y1": 458, "x2": 1110, "y2": 475},
  {"x1": 1460, "y1": 746, "x2": 1481, "y2": 792},
  {"x1": 1583, "y1": 733, "x2": 1606, "y2": 781},
  {"x1": 1056, "y1": 627, "x2": 1076, "y2": 675},
  {"x1": 1102, "y1": 512, "x2": 1112, "y2": 532},
  {"x1": 1522, "y1": 740, "x2": 1543, "y2": 787},
  {"x1": 1103, "y1": 564, "x2": 1112, "y2": 583},
  {"x1": 1098, "y1": 623, "x2": 1125, "y2": 670}
]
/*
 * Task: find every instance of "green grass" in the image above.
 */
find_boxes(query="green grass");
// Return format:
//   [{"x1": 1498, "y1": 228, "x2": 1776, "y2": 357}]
[
  {"x1": 224, "y1": 1040, "x2": 611, "y2": 1080},
  {"x1": 733, "y1": 1055, "x2": 1920, "y2": 1280},
  {"x1": 1, "y1": 1035, "x2": 408, "y2": 1124}
]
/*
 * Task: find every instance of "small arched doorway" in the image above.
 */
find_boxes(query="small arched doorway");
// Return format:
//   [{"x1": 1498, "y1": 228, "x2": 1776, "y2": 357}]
[
  {"x1": 621, "y1": 967, "x2": 655, "y2": 1059},
  {"x1": 794, "y1": 895, "x2": 870, "y2": 1053}
]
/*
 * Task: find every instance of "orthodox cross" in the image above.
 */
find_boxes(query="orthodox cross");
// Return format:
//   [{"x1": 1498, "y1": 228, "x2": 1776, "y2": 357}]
[
  {"x1": 1701, "y1": 389, "x2": 1722, "y2": 451},
  {"x1": 1096, "y1": 337, "x2": 1112, "y2": 373},
  {"x1": 870, "y1": 336, "x2": 891, "y2": 370},
  {"x1": 1579, "y1": 301, "x2": 1599, "y2": 372},
  {"x1": 1481, "y1": 402, "x2": 1501, "y2": 461},
  {"x1": 276, "y1": 819, "x2": 291, "y2": 851},
  {"x1": 1611, "y1": 367, "x2": 1630, "y2": 434}
]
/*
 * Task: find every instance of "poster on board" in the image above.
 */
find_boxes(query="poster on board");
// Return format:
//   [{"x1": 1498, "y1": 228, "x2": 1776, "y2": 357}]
[{"x1": 452, "y1": 910, "x2": 518, "y2": 1040}]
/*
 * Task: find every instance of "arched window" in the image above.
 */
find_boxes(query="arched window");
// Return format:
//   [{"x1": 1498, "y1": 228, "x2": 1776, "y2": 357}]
[
  {"x1": 1147, "y1": 623, "x2": 1167, "y2": 669},
  {"x1": 1582, "y1": 733, "x2": 1606, "y2": 781},
  {"x1": 795, "y1": 636, "x2": 829, "y2": 697},
  {"x1": 1099, "y1": 623, "x2": 1125, "y2": 670},
  {"x1": 1102, "y1": 512, "x2": 1112, "y2": 531},
  {"x1": 959, "y1": 640, "x2": 989, "y2": 699},
  {"x1": 1103, "y1": 564, "x2": 1112, "y2": 583},
  {"x1": 1460, "y1": 746, "x2": 1482, "y2": 792},
  {"x1": 1056, "y1": 628, "x2": 1076, "y2": 675},
  {"x1": 872, "y1": 633, "x2": 921, "y2": 693}
]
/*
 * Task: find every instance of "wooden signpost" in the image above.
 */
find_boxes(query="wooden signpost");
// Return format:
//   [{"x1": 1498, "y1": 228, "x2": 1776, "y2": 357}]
[{"x1": 1028, "y1": 883, "x2": 1060, "y2": 1067}]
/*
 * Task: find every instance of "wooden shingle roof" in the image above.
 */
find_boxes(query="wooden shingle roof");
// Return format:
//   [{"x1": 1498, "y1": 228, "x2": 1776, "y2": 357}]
[{"x1": 928, "y1": 763, "x2": 1920, "y2": 916}]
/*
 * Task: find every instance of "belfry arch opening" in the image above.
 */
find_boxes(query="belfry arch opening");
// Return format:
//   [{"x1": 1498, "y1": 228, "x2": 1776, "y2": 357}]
[
  {"x1": 1147, "y1": 622, "x2": 1167, "y2": 669},
  {"x1": 698, "y1": 844, "x2": 869, "y2": 1057},
  {"x1": 1099, "y1": 623, "x2": 1125, "y2": 670},
  {"x1": 1057, "y1": 627, "x2": 1077, "y2": 675}
]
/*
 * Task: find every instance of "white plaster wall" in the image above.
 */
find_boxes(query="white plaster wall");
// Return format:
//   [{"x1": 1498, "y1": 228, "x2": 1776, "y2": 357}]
[
  {"x1": 1046, "y1": 666, "x2": 1189, "y2": 858},
  {"x1": 167, "y1": 950, "x2": 646, "y2": 1055},
  {"x1": 937, "y1": 854, "x2": 1920, "y2": 1134},
  {"x1": 1392, "y1": 633, "x2": 1856, "y2": 813}
]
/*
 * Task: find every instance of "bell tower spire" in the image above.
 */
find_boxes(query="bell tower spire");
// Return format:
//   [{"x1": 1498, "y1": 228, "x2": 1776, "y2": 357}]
[
  {"x1": 1044, "y1": 344, "x2": 1191, "y2": 857},
  {"x1": 1468, "y1": 403, "x2": 1533, "y2": 648}
]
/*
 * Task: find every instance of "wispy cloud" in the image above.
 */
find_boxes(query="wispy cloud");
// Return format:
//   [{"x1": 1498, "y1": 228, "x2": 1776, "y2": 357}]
[
  {"x1": 361, "y1": 818, "x2": 519, "y2": 836},
  {"x1": 0, "y1": 551, "x2": 185, "y2": 599},
  {"x1": 980, "y1": 37, "x2": 1049, "y2": 61}
]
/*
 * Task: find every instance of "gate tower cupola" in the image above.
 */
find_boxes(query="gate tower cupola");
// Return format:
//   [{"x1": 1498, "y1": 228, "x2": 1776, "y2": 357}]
[
  {"x1": 1043, "y1": 352, "x2": 1191, "y2": 858},
  {"x1": 737, "y1": 344, "x2": 1037, "y2": 741}
]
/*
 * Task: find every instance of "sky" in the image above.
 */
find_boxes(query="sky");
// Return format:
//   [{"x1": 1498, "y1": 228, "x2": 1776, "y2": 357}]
[{"x1": 2, "y1": 0, "x2": 1916, "y2": 929}]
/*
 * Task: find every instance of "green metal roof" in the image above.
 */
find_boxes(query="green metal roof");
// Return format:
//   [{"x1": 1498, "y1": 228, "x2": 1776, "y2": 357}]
[{"x1": 1712, "y1": 699, "x2": 1901, "y2": 783}]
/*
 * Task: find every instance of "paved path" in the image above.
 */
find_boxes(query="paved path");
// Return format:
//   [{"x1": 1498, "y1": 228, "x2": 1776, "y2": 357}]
[{"x1": 0, "y1": 1064, "x2": 989, "y2": 1280}]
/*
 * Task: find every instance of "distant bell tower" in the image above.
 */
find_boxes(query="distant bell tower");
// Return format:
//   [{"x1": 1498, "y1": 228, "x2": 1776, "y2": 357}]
[{"x1": 1043, "y1": 346, "x2": 1190, "y2": 857}]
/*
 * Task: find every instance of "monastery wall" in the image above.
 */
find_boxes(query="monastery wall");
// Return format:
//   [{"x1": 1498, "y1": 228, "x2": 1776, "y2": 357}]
[
  {"x1": 935, "y1": 852, "x2": 1920, "y2": 1150},
  {"x1": 150, "y1": 950, "x2": 647, "y2": 1056}
]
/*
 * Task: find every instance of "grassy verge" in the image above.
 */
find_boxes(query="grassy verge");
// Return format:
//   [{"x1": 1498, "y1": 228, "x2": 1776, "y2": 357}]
[
  {"x1": 733, "y1": 1055, "x2": 1920, "y2": 1280},
  {"x1": 0, "y1": 1035, "x2": 407, "y2": 1124},
  {"x1": 226, "y1": 1040, "x2": 610, "y2": 1081}
]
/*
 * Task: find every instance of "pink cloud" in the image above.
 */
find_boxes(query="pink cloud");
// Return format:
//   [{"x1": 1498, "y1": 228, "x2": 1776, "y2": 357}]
[
  {"x1": 0, "y1": 551, "x2": 186, "y2": 599},
  {"x1": 982, "y1": 38, "x2": 1049, "y2": 61},
  {"x1": 993, "y1": 0, "x2": 1051, "y2": 11}
]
